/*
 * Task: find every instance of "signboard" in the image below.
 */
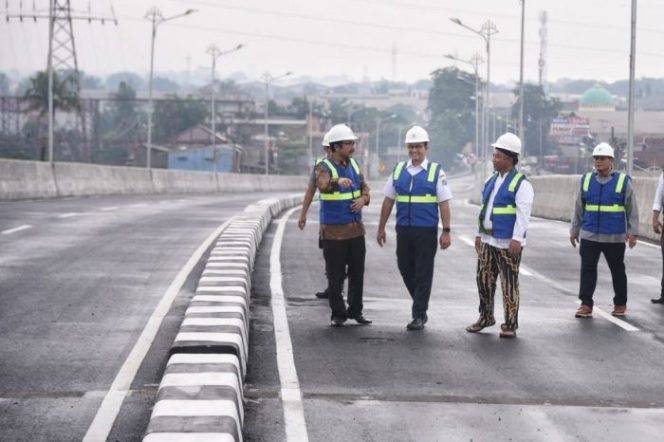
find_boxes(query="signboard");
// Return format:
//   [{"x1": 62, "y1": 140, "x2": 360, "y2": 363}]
[{"x1": 550, "y1": 116, "x2": 591, "y2": 145}]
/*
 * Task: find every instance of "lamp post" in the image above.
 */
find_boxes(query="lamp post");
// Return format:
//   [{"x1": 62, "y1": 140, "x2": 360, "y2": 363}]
[
  {"x1": 145, "y1": 7, "x2": 196, "y2": 169},
  {"x1": 450, "y1": 17, "x2": 498, "y2": 178},
  {"x1": 207, "y1": 43, "x2": 244, "y2": 173},
  {"x1": 262, "y1": 71, "x2": 292, "y2": 175},
  {"x1": 518, "y1": 1, "x2": 526, "y2": 156},
  {"x1": 626, "y1": 0, "x2": 637, "y2": 175},
  {"x1": 445, "y1": 53, "x2": 484, "y2": 160}
]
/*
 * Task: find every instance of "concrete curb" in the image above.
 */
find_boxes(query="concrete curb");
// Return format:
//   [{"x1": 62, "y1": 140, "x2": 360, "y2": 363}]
[{"x1": 143, "y1": 195, "x2": 302, "y2": 442}]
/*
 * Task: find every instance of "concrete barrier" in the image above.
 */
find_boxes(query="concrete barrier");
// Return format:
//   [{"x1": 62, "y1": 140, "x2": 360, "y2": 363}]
[
  {"x1": 0, "y1": 159, "x2": 308, "y2": 200},
  {"x1": 54, "y1": 162, "x2": 154, "y2": 197},
  {"x1": 0, "y1": 159, "x2": 58, "y2": 200},
  {"x1": 143, "y1": 194, "x2": 302, "y2": 442}
]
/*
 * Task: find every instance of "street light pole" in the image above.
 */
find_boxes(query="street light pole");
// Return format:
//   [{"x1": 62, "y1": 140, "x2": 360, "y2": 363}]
[
  {"x1": 207, "y1": 43, "x2": 244, "y2": 173},
  {"x1": 627, "y1": 0, "x2": 637, "y2": 175},
  {"x1": 47, "y1": 0, "x2": 55, "y2": 164},
  {"x1": 450, "y1": 17, "x2": 498, "y2": 179},
  {"x1": 262, "y1": 71, "x2": 292, "y2": 175},
  {"x1": 144, "y1": 7, "x2": 196, "y2": 169},
  {"x1": 518, "y1": 0, "x2": 526, "y2": 155}
]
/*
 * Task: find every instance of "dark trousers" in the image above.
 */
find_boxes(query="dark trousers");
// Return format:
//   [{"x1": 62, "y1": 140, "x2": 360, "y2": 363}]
[
  {"x1": 396, "y1": 226, "x2": 438, "y2": 320},
  {"x1": 323, "y1": 236, "x2": 365, "y2": 319},
  {"x1": 579, "y1": 239, "x2": 627, "y2": 307}
]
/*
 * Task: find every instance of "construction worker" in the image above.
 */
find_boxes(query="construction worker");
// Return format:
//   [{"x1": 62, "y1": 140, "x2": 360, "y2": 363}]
[
  {"x1": 570, "y1": 142, "x2": 638, "y2": 318},
  {"x1": 466, "y1": 133, "x2": 534, "y2": 338},
  {"x1": 376, "y1": 125, "x2": 452, "y2": 331},
  {"x1": 651, "y1": 172, "x2": 664, "y2": 304},
  {"x1": 298, "y1": 131, "x2": 337, "y2": 299},
  {"x1": 316, "y1": 123, "x2": 371, "y2": 327}
]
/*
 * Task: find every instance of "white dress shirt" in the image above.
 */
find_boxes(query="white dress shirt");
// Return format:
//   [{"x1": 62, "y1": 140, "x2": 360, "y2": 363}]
[
  {"x1": 652, "y1": 172, "x2": 664, "y2": 212},
  {"x1": 383, "y1": 158, "x2": 453, "y2": 202},
  {"x1": 477, "y1": 170, "x2": 534, "y2": 248}
]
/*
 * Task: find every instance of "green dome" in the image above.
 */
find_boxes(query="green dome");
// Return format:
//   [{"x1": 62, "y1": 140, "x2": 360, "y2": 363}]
[{"x1": 580, "y1": 85, "x2": 614, "y2": 107}]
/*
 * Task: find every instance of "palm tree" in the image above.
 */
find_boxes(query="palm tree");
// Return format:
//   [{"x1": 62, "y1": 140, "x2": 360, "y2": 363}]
[{"x1": 23, "y1": 71, "x2": 81, "y2": 160}]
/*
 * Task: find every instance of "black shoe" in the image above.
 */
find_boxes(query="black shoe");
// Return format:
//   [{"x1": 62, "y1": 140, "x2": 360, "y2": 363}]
[
  {"x1": 331, "y1": 316, "x2": 346, "y2": 327},
  {"x1": 406, "y1": 318, "x2": 425, "y2": 331},
  {"x1": 423, "y1": 314, "x2": 428, "y2": 325},
  {"x1": 348, "y1": 314, "x2": 372, "y2": 325},
  {"x1": 652, "y1": 297, "x2": 664, "y2": 304},
  {"x1": 315, "y1": 290, "x2": 329, "y2": 299}
]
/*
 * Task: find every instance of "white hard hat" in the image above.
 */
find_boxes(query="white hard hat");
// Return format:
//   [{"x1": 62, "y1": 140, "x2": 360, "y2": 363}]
[
  {"x1": 492, "y1": 132, "x2": 522, "y2": 156},
  {"x1": 405, "y1": 125, "x2": 430, "y2": 144},
  {"x1": 322, "y1": 131, "x2": 331, "y2": 148},
  {"x1": 327, "y1": 124, "x2": 358, "y2": 143},
  {"x1": 592, "y1": 142, "x2": 614, "y2": 158}
]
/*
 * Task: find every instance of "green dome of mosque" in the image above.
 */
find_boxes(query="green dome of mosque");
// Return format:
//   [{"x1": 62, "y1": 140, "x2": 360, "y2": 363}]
[{"x1": 580, "y1": 85, "x2": 614, "y2": 107}]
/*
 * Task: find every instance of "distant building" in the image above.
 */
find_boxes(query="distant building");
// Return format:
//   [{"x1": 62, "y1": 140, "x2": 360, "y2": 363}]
[
  {"x1": 166, "y1": 124, "x2": 241, "y2": 172},
  {"x1": 578, "y1": 84, "x2": 615, "y2": 111}
]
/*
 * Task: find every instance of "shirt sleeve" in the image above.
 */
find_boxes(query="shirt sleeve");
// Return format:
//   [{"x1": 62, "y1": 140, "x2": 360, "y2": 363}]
[
  {"x1": 513, "y1": 180, "x2": 534, "y2": 243},
  {"x1": 570, "y1": 178, "x2": 584, "y2": 236},
  {"x1": 653, "y1": 173, "x2": 664, "y2": 212},
  {"x1": 437, "y1": 169, "x2": 453, "y2": 202},
  {"x1": 383, "y1": 176, "x2": 396, "y2": 199}
]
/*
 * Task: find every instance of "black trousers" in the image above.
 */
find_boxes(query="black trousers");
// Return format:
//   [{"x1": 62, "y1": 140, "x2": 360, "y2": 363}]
[
  {"x1": 578, "y1": 239, "x2": 627, "y2": 307},
  {"x1": 396, "y1": 226, "x2": 438, "y2": 320},
  {"x1": 322, "y1": 236, "x2": 365, "y2": 319}
]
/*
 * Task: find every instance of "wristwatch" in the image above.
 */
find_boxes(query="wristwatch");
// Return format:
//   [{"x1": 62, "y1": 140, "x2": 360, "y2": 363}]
[{"x1": 442, "y1": 227, "x2": 451, "y2": 233}]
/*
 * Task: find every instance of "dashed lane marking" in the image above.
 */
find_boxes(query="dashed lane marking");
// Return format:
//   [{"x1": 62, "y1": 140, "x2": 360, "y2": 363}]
[
  {"x1": 57, "y1": 213, "x2": 79, "y2": 219},
  {"x1": 1, "y1": 225, "x2": 32, "y2": 235},
  {"x1": 100, "y1": 206, "x2": 118, "y2": 212}
]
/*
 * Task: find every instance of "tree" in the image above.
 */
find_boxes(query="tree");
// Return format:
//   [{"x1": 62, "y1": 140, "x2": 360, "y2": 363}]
[
  {"x1": 153, "y1": 95, "x2": 207, "y2": 143},
  {"x1": 511, "y1": 83, "x2": 561, "y2": 159},
  {"x1": 427, "y1": 67, "x2": 476, "y2": 168},
  {"x1": 23, "y1": 71, "x2": 81, "y2": 160}
]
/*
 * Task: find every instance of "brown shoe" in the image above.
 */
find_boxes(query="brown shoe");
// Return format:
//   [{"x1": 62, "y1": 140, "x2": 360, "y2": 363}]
[
  {"x1": 465, "y1": 318, "x2": 496, "y2": 333},
  {"x1": 575, "y1": 305, "x2": 593, "y2": 318},
  {"x1": 612, "y1": 305, "x2": 626, "y2": 317}
]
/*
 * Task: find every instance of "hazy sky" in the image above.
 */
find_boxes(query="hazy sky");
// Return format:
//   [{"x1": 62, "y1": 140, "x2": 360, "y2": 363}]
[{"x1": 2, "y1": 0, "x2": 663, "y2": 85}]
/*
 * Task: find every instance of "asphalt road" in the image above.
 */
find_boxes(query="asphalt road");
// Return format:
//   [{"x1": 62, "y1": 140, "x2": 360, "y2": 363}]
[
  {"x1": 245, "y1": 173, "x2": 664, "y2": 442},
  {"x1": 0, "y1": 192, "x2": 279, "y2": 442}
]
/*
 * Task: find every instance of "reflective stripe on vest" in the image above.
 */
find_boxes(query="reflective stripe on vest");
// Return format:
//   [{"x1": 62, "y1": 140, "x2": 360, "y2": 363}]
[
  {"x1": 393, "y1": 161, "x2": 438, "y2": 183},
  {"x1": 582, "y1": 172, "x2": 626, "y2": 213},
  {"x1": 393, "y1": 161, "x2": 439, "y2": 204},
  {"x1": 492, "y1": 172, "x2": 523, "y2": 215}
]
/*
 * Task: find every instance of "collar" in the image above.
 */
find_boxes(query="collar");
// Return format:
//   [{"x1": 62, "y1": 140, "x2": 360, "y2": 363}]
[{"x1": 406, "y1": 157, "x2": 429, "y2": 170}]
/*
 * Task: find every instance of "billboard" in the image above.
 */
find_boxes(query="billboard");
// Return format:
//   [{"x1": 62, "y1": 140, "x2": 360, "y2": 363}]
[{"x1": 550, "y1": 116, "x2": 591, "y2": 145}]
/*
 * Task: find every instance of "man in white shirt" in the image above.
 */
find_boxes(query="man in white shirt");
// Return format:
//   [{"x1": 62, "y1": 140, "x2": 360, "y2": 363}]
[
  {"x1": 652, "y1": 172, "x2": 664, "y2": 304},
  {"x1": 377, "y1": 126, "x2": 452, "y2": 331},
  {"x1": 466, "y1": 133, "x2": 534, "y2": 338}
]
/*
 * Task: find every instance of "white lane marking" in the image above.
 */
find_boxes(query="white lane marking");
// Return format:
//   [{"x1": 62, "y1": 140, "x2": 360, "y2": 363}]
[
  {"x1": 519, "y1": 265, "x2": 534, "y2": 277},
  {"x1": 130, "y1": 203, "x2": 147, "y2": 208},
  {"x1": 82, "y1": 217, "x2": 236, "y2": 442},
  {"x1": 638, "y1": 240, "x2": 659, "y2": 250},
  {"x1": 100, "y1": 206, "x2": 118, "y2": 212},
  {"x1": 57, "y1": 213, "x2": 79, "y2": 219},
  {"x1": 1, "y1": 225, "x2": 32, "y2": 235},
  {"x1": 272, "y1": 206, "x2": 310, "y2": 442},
  {"x1": 573, "y1": 301, "x2": 640, "y2": 332}
]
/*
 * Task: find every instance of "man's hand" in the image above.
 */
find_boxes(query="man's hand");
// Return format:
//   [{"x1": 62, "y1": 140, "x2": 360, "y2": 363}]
[
  {"x1": 570, "y1": 234, "x2": 579, "y2": 248},
  {"x1": 297, "y1": 214, "x2": 306, "y2": 230},
  {"x1": 377, "y1": 228, "x2": 387, "y2": 247},
  {"x1": 627, "y1": 234, "x2": 637, "y2": 249},
  {"x1": 508, "y1": 240, "x2": 522, "y2": 257},
  {"x1": 653, "y1": 214, "x2": 662, "y2": 234},
  {"x1": 474, "y1": 236, "x2": 481, "y2": 255},
  {"x1": 337, "y1": 177, "x2": 353, "y2": 188},
  {"x1": 350, "y1": 196, "x2": 366, "y2": 213},
  {"x1": 439, "y1": 232, "x2": 451, "y2": 250}
]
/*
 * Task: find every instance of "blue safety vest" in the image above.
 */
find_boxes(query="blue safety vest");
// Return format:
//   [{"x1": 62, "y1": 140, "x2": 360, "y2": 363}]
[
  {"x1": 392, "y1": 161, "x2": 441, "y2": 227},
  {"x1": 581, "y1": 172, "x2": 629, "y2": 234},
  {"x1": 319, "y1": 158, "x2": 362, "y2": 224},
  {"x1": 479, "y1": 169, "x2": 526, "y2": 239}
]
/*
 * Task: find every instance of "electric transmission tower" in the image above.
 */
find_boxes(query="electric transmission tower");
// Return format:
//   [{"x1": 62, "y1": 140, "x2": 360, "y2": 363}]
[{"x1": 5, "y1": 0, "x2": 117, "y2": 162}]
